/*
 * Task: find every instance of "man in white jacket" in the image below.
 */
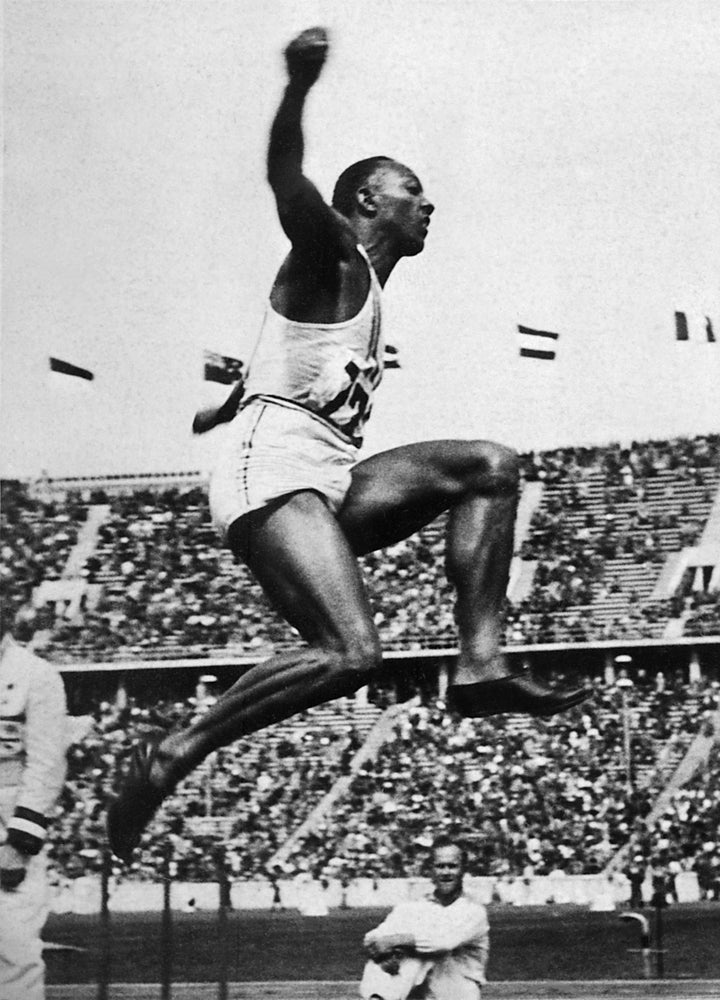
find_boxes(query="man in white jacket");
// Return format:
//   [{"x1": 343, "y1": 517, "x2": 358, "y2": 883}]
[
  {"x1": 0, "y1": 632, "x2": 68, "y2": 1000},
  {"x1": 361, "y1": 837, "x2": 489, "y2": 1000}
]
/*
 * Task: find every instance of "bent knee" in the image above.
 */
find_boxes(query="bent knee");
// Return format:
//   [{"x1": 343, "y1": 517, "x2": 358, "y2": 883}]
[
  {"x1": 470, "y1": 442, "x2": 520, "y2": 496},
  {"x1": 494, "y1": 444, "x2": 521, "y2": 492},
  {"x1": 328, "y1": 630, "x2": 382, "y2": 685}
]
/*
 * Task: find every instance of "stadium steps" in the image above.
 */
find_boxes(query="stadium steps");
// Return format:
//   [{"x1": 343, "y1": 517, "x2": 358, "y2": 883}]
[
  {"x1": 266, "y1": 702, "x2": 405, "y2": 870},
  {"x1": 515, "y1": 465, "x2": 719, "y2": 642},
  {"x1": 60, "y1": 504, "x2": 109, "y2": 579},
  {"x1": 508, "y1": 559, "x2": 538, "y2": 605},
  {"x1": 507, "y1": 481, "x2": 545, "y2": 604},
  {"x1": 604, "y1": 698, "x2": 720, "y2": 876},
  {"x1": 172, "y1": 699, "x2": 382, "y2": 835},
  {"x1": 19, "y1": 444, "x2": 720, "y2": 660},
  {"x1": 650, "y1": 551, "x2": 687, "y2": 600},
  {"x1": 642, "y1": 700, "x2": 720, "y2": 826},
  {"x1": 698, "y1": 482, "x2": 720, "y2": 546}
]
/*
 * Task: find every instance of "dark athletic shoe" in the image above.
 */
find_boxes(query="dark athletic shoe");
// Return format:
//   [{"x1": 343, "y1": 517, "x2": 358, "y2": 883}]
[
  {"x1": 448, "y1": 673, "x2": 591, "y2": 719},
  {"x1": 106, "y1": 739, "x2": 166, "y2": 863}
]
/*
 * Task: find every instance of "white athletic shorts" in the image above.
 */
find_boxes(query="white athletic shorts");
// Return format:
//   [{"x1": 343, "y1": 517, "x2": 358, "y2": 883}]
[{"x1": 209, "y1": 395, "x2": 359, "y2": 542}]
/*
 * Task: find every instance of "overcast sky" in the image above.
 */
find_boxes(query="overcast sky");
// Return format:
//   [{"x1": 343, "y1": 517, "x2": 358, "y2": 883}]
[{"x1": 2, "y1": 0, "x2": 719, "y2": 479}]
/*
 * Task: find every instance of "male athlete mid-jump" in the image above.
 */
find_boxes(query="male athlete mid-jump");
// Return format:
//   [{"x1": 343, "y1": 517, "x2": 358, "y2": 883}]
[{"x1": 108, "y1": 27, "x2": 588, "y2": 862}]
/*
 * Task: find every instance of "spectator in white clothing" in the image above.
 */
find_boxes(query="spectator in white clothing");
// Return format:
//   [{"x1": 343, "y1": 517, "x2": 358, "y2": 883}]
[
  {"x1": 361, "y1": 836, "x2": 489, "y2": 1000},
  {"x1": 0, "y1": 632, "x2": 68, "y2": 1000}
]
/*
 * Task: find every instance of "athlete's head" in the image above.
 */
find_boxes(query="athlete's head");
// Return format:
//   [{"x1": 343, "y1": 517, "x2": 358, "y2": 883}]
[
  {"x1": 431, "y1": 836, "x2": 467, "y2": 904},
  {"x1": 332, "y1": 157, "x2": 394, "y2": 217},
  {"x1": 332, "y1": 156, "x2": 434, "y2": 256}
]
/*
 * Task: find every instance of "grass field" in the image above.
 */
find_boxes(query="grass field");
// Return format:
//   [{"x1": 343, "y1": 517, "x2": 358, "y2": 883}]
[{"x1": 45, "y1": 903, "x2": 720, "y2": 985}]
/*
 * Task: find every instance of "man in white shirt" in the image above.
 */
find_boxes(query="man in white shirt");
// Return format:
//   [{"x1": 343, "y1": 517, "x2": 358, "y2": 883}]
[
  {"x1": 361, "y1": 837, "x2": 489, "y2": 1000},
  {"x1": 0, "y1": 631, "x2": 68, "y2": 1000}
]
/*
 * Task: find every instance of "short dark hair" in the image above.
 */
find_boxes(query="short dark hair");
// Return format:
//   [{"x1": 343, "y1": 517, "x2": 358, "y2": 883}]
[
  {"x1": 331, "y1": 156, "x2": 394, "y2": 218},
  {"x1": 7, "y1": 611, "x2": 37, "y2": 644},
  {"x1": 432, "y1": 835, "x2": 468, "y2": 868}
]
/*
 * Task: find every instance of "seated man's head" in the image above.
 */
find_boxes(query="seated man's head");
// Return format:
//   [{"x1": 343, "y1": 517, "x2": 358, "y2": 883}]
[{"x1": 431, "y1": 836, "x2": 466, "y2": 903}]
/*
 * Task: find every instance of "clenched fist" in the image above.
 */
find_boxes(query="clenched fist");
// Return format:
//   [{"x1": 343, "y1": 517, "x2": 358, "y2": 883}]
[{"x1": 284, "y1": 27, "x2": 329, "y2": 90}]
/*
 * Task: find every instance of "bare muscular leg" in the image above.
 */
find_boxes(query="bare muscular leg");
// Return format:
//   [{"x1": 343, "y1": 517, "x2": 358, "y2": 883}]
[
  {"x1": 117, "y1": 492, "x2": 382, "y2": 808},
  {"x1": 339, "y1": 440, "x2": 589, "y2": 714},
  {"x1": 166, "y1": 438, "x2": 525, "y2": 782},
  {"x1": 339, "y1": 439, "x2": 519, "y2": 683},
  {"x1": 107, "y1": 441, "x2": 588, "y2": 860}
]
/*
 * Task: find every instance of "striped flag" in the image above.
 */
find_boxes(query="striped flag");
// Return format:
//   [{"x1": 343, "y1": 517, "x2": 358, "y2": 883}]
[
  {"x1": 203, "y1": 350, "x2": 244, "y2": 385},
  {"x1": 49, "y1": 357, "x2": 94, "y2": 381},
  {"x1": 383, "y1": 344, "x2": 401, "y2": 369},
  {"x1": 517, "y1": 325, "x2": 558, "y2": 361},
  {"x1": 674, "y1": 312, "x2": 717, "y2": 342},
  {"x1": 674, "y1": 312, "x2": 689, "y2": 341}
]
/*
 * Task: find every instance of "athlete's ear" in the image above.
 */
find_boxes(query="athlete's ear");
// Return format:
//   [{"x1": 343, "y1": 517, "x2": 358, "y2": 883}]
[{"x1": 356, "y1": 185, "x2": 377, "y2": 217}]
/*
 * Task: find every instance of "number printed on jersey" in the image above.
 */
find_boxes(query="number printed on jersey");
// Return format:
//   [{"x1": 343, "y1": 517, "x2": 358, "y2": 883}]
[{"x1": 317, "y1": 350, "x2": 382, "y2": 440}]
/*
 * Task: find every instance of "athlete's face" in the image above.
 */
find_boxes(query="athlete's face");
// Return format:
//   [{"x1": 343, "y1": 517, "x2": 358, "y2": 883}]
[
  {"x1": 432, "y1": 845, "x2": 464, "y2": 903},
  {"x1": 371, "y1": 163, "x2": 434, "y2": 256}
]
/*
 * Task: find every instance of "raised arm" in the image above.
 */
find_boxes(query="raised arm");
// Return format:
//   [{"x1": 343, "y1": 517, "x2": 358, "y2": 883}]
[{"x1": 267, "y1": 27, "x2": 351, "y2": 260}]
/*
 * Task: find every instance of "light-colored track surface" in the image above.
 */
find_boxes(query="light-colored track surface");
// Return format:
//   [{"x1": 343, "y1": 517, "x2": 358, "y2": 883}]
[{"x1": 46, "y1": 981, "x2": 720, "y2": 999}]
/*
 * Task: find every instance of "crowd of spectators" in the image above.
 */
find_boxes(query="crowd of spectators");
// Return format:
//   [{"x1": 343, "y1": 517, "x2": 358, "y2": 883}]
[
  {"x1": 286, "y1": 676, "x2": 718, "y2": 883},
  {"x1": 23, "y1": 434, "x2": 717, "y2": 661},
  {"x1": 0, "y1": 434, "x2": 716, "y2": 661},
  {"x1": 521, "y1": 435, "x2": 720, "y2": 488},
  {"x1": 3, "y1": 435, "x2": 719, "y2": 898},
  {"x1": 632, "y1": 730, "x2": 720, "y2": 901},
  {"x1": 43, "y1": 487, "x2": 296, "y2": 658},
  {"x1": 684, "y1": 591, "x2": 720, "y2": 638},
  {"x1": 44, "y1": 672, "x2": 719, "y2": 886},
  {"x1": 50, "y1": 689, "x2": 370, "y2": 883},
  {"x1": 0, "y1": 479, "x2": 85, "y2": 639},
  {"x1": 507, "y1": 434, "x2": 719, "y2": 645}
]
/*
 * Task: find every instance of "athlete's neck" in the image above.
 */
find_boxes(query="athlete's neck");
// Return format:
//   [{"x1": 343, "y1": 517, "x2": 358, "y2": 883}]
[{"x1": 353, "y1": 230, "x2": 401, "y2": 287}]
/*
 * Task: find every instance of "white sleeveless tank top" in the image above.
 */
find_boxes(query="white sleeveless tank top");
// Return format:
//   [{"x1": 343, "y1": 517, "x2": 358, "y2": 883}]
[{"x1": 242, "y1": 245, "x2": 383, "y2": 446}]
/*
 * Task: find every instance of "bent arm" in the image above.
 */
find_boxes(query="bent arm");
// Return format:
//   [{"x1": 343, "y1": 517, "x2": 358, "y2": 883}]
[
  {"x1": 413, "y1": 904, "x2": 489, "y2": 955},
  {"x1": 363, "y1": 928, "x2": 417, "y2": 956},
  {"x1": 363, "y1": 903, "x2": 421, "y2": 958},
  {"x1": 267, "y1": 28, "x2": 351, "y2": 260},
  {"x1": 192, "y1": 377, "x2": 246, "y2": 434}
]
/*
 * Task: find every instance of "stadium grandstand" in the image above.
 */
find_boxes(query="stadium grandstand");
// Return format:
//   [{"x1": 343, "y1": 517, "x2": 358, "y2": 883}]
[{"x1": 1, "y1": 432, "x2": 719, "y2": 901}]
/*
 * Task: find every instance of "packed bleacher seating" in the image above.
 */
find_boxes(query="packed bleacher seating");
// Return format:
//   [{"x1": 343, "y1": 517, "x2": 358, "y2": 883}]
[
  {"x1": 637, "y1": 733, "x2": 720, "y2": 899},
  {"x1": 285, "y1": 676, "x2": 718, "y2": 881},
  {"x1": 508, "y1": 435, "x2": 720, "y2": 644},
  {"x1": 684, "y1": 592, "x2": 720, "y2": 637},
  {"x1": 46, "y1": 674, "x2": 719, "y2": 884},
  {"x1": 3, "y1": 433, "x2": 711, "y2": 661},
  {"x1": 51, "y1": 690, "x2": 381, "y2": 882},
  {"x1": 0, "y1": 479, "x2": 85, "y2": 638},
  {"x1": 2, "y1": 435, "x2": 719, "y2": 891}
]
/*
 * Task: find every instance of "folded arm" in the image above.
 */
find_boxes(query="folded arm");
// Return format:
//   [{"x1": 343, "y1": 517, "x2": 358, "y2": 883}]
[
  {"x1": 364, "y1": 927, "x2": 417, "y2": 960},
  {"x1": 413, "y1": 905, "x2": 489, "y2": 955}
]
